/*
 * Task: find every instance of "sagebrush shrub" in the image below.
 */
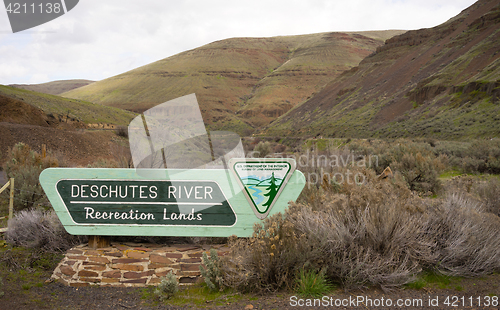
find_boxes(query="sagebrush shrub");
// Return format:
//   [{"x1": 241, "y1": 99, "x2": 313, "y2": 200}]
[
  {"x1": 348, "y1": 139, "x2": 446, "y2": 193},
  {"x1": 427, "y1": 194, "x2": 500, "y2": 277},
  {"x1": 154, "y1": 271, "x2": 179, "y2": 300},
  {"x1": 200, "y1": 248, "x2": 223, "y2": 291},
  {"x1": 223, "y1": 176, "x2": 436, "y2": 291},
  {"x1": 253, "y1": 141, "x2": 271, "y2": 158},
  {"x1": 3, "y1": 143, "x2": 58, "y2": 210},
  {"x1": 5, "y1": 209, "x2": 86, "y2": 252},
  {"x1": 477, "y1": 178, "x2": 500, "y2": 216},
  {"x1": 222, "y1": 174, "x2": 500, "y2": 292}
]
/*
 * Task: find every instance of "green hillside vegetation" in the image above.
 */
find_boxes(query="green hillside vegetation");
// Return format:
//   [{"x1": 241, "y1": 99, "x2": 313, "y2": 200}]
[
  {"x1": 62, "y1": 31, "x2": 404, "y2": 134},
  {"x1": 8, "y1": 79, "x2": 94, "y2": 95},
  {"x1": 0, "y1": 85, "x2": 136, "y2": 126},
  {"x1": 265, "y1": 0, "x2": 500, "y2": 140}
]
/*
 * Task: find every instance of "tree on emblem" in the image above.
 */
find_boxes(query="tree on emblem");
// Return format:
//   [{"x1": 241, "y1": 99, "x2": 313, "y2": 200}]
[{"x1": 262, "y1": 172, "x2": 278, "y2": 208}]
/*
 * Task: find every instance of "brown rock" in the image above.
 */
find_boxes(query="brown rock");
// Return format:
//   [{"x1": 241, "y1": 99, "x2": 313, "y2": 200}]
[
  {"x1": 127, "y1": 251, "x2": 149, "y2": 259},
  {"x1": 120, "y1": 278, "x2": 147, "y2": 284},
  {"x1": 164, "y1": 253, "x2": 182, "y2": 259},
  {"x1": 105, "y1": 251, "x2": 123, "y2": 257},
  {"x1": 111, "y1": 264, "x2": 144, "y2": 271},
  {"x1": 102, "y1": 270, "x2": 122, "y2": 278},
  {"x1": 179, "y1": 276, "x2": 199, "y2": 284},
  {"x1": 66, "y1": 255, "x2": 87, "y2": 261},
  {"x1": 148, "y1": 263, "x2": 171, "y2": 269},
  {"x1": 84, "y1": 250, "x2": 100, "y2": 256},
  {"x1": 148, "y1": 278, "x2": 162, "y2": 285},
  {"x1": 180, "y1": 258, "x2": 201, "y2": 263},
  {"x1": 123, "y1": 270, "x2": 154, "y2": 279},
  {"x1": 176, "y1": 246, "x2": 199, "y2": 252},
  {"x1": 112, "y1": 258, "x2": 147, "y2": 264},
  {"x1": 60, "y1": 266, "x2": 76, "y2": 277},
  {"x1": 181, "y1": 264, "x2": 201, "y2": 272},
  {"x1": 178, "y1": 271, "x2": 201, "y2": 277},
  {"x1": 155, "y1": 269, "x2": 174, "y2": 277},
  {"x1": 78, "y1": 270, "x2": 98, "y2": 278},
  {"x1": 150, "y1": 254, "x2": 173, "y2": 264},
  {"x1": 84, "y1": 265, "x2": 106, "y2": 271},
  {"x1": 82, "y1": 261, "x2": 104, "y2": 266},
  {"x1": 115, "y1": 245, "x2": 130, "y2": 251},
  {"x1": 80, "y1": 277, "x2": 101, "y2": 283},
  {"x1": 101, "y1": 278, "x2": 120, "y2": 283},
  {"x1": 88, "y1": 257, "x2": 110, "y2": 264},
  {"x1": 134, "y1": 247, "x2": 153, "y2": 252}
]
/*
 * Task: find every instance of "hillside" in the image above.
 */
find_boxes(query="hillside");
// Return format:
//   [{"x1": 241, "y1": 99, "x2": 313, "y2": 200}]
[
  {"x1": 62, "y1": 31, "x2": 403, "y2": 134},
  {"x1": 0, "y1": 85, "x2": 136, "y2": 165},
  {"x1": 0, "y1": 85, "x2": 135, "y2": 127},
  {"x1": 9, "y1": 79, "x2": 94, "y2": 95},
  {"x1": 266, "y1": 0, "x2": 500, "y2": 139}
]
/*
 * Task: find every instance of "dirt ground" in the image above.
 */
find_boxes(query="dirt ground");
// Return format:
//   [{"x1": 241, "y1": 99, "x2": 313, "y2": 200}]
[
  {"x1": 1, "y1": 258, "x2": 499, "y2": 310},
  {"x1": 0, "y1": 122, "x2": 128, "y2": 167}
]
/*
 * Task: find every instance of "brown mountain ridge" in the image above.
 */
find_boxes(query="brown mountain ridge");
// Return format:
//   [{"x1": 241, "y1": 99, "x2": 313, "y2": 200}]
[
  {"x1": 266, "y1": 0, "x2": 500, "y2": 139},
  {"x1": 62, "y1": 31, "x2": 403, "y2": 134}
]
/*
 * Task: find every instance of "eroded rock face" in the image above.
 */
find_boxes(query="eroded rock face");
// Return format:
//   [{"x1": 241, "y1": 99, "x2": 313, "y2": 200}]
[{"x1": 52, "y1": 242, "x2": 229, "y2": 287}]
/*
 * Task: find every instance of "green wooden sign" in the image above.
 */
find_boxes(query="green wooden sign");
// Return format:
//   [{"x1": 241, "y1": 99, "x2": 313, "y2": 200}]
[
  {"x1": 57, "y1": 180, "x2": 236, "y2": 226},
  {"x1": 40, "y1": 161, "x2": 305, "y2": 237}
]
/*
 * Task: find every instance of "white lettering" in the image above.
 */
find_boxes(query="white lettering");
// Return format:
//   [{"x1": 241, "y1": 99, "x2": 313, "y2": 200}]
[
  {"x1": 81, "y1": 185, "x2": 89, "y2": 198},
  {"x1": 149, "y1": 186, "x2": 157, "y2": 199},
  {"x1": 84, "y1": 207, "x2": 94, "y2": 219},
  {"x1": 90, "y1": 185, "x2": 99, "y2": 198},
  {"x1": 109, "y1": 185, "x2": 118, "y2": 198},
  {"x1": 139, "y1": 186, "x2": 147, "y2": 199},
  {"x1": 100, "y1": 185, "x2": 108, "y2": 198},
  {"x1": 71, "y1": 185, "x2": 79, "y2": 198},
  {"x1": 204, "y1": 186, "x2": 213, "y2": 199},
  {"x1": 129, "y1": 185, "x2": 138, "y2": 198},
  {"x1": 195, "y1": 186, "x2": 202, "y2": 199},
  {"x1": 168, "y1": 186, "x2": 176, "y2": 198},
  {"x1": 184, "y1": 186, "x2": 193, "y2": 198}
]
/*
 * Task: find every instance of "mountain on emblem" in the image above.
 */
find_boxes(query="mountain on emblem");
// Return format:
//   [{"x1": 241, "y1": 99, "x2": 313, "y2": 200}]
[{"x1": 229, "y1": 158, "x2": 296, "y2": 219}]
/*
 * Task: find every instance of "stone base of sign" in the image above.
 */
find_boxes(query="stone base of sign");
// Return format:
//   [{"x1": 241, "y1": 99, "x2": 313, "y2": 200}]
[{"x1": 51, "y1": 242, "x2": 229, "y2": 287}]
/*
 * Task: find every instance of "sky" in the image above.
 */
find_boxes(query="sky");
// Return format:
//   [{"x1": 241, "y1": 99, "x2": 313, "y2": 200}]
[{"x1": 0, "y1": 0, "x2": 478, "y2": 85}]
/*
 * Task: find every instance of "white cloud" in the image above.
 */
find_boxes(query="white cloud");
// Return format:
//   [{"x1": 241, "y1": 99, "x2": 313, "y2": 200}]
[{"x1": 0, "y1": 0, "x2": 477, "y2": 84}]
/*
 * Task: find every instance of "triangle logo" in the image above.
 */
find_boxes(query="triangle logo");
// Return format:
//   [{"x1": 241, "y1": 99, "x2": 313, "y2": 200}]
[{"x1": 229, "y1": 158, "x2": 296, "y2": 219}]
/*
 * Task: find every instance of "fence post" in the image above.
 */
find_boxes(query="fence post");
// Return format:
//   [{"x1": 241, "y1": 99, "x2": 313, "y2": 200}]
[{"x1": 9, "y1": 178, "x2": 14, "y2": 221}]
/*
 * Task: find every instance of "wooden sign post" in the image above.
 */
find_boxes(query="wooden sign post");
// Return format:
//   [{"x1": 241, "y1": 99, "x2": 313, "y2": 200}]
[{"x1": 40, "y1": 159, "x2": 305, "y2": 238}]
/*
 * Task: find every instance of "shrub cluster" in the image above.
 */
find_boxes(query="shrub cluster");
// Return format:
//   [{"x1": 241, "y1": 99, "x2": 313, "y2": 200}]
[
  {"x1": 222, "y1": 173, "x2": 500, "y2": 292},
  {"x1": 5, "y1": 209, "x2": 86, "y2": 252},
  {"x1": 2, "y1": 143, "x2": 58, "y2": 211},
  {"x1": 349, "y1": 139, "x2": 447, "y2": 194}
]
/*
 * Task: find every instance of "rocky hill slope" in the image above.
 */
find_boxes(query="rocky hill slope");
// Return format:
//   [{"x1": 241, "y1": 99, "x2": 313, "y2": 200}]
[
  {"x1": 62, "y1": 31, "x2": 403, "y2": 134},
  {"x1": 266, "y1": 0, "x2": 500, "y2": 139}
]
